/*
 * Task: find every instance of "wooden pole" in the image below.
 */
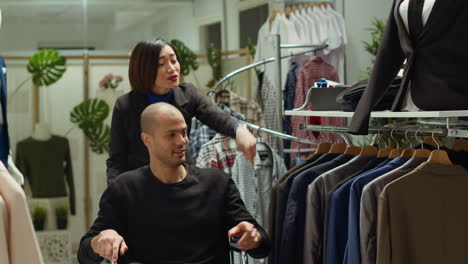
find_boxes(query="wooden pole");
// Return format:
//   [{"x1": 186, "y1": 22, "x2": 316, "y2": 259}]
[
  {"x1": 246, "y1": 47, "x2": 252, "y2": 101},
  {"x1": 83, "y1": 53, "x2": 91, "y2": 229},
  {"x1": 33, "y1": 85, "x2": 39, "y2": 124}
]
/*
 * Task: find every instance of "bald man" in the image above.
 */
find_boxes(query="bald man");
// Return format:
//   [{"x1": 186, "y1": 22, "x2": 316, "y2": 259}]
[{"x1": 78, "y1": 103, "x2": 270, "y2": 264}]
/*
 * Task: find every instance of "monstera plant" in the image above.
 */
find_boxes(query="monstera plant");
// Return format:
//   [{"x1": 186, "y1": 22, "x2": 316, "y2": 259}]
[
  {"x1": 28, "y1": 49, "x2": 67, "y2": 86},
  {"x1": 70, "y1": 98, "x2": 111, "y2": 154},
  {"x1": 170, "y1": 39, "x2": 199, "y2": 77},
  {"x1": 9, "y1": 49, "x2": 67, "y2": 101}
]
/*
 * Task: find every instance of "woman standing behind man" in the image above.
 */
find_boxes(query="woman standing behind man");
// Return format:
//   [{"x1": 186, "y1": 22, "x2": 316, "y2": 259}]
[{"x1": 106, "y1": 38, "x2": 257, "y2": 183}]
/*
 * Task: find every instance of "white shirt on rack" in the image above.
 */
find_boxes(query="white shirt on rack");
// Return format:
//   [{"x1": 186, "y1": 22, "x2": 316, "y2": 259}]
[{"x1": 254, "y1": 14, "x2": 300, "y2": 91}]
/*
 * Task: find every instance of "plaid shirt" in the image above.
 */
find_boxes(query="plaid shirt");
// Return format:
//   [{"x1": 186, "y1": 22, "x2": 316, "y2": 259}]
[
  {"x1": 189, "y1": 105, "x2": 245, "y2": 161},
  {"x1": 258, "y1": 75, "x2": 282, "y2": 152},
  {"x1": 290, "y1": 56, "x2": 346, "y2": 162},
  {"x1": 232, "y1": 143, "x2": 287, "y2": 230},
  {"x1": 231, "y1": 142, "x2": 287, "y2": 264},
  {"x1": 189, "y1": 118, "x2": 216, "y2": 161},
  {"x1": 195, "y1": 134, "x2": 239, "y2": 175},
  {"x1": 229, "y1": 91, "x2": 265, "y2": 127}
]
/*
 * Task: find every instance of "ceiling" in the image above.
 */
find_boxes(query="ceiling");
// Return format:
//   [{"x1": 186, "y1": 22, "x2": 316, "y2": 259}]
[{"x1": 1, "y1": 0, "x2": 193, "y2": 25}]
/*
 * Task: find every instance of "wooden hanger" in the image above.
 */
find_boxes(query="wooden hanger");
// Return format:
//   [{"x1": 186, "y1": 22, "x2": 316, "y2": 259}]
[
  {"x1": 410, "y1": 127, "x2": 430, "y2": 159},
  {"x1": 452, "y1": 139, "x2": 468, "y2": 152},
  {"x1": 344, "y1": 146, "x2": 362, "y2": 156},
  {"x1": 269, "y1": 10, "x2": 278, "y2": 24},
  {"x1": 427, "y1": 150, "x2": 453, "y2": 165},
  {"x1": 285, "y1": 7, "x2": 292, "y2": 18},
  {"x1": 388, "y1": 149, "x2": 403, "y2": 158},
  {"x1": 427, "y1": 132, "x2": 453, "y2": 165},
  {"x1": 377, "y1": 147, "x2": 393, "y2": 158},
  {"x1": 359, "y1": 146, "x2": 378, "y2": 156},
  {"x1": 412, "y1": 148, "x2": 431, "y2": 158},
  {"x1": 400, "y1": 149, "x2": 415, "y2": 158},
  {"x1": 387, "y1": 128, "x2": 402, "y2": 158},
  {"x1": 315, "y1": 142, "x2": 331, "y2": 154},
  {"x1": 399, "y1": 128, "x2": 415, "y2": 158},
  {"x1": 423, "y1": 136, "x2": 438, "y2": 148},
  {"x1": 329, "y1": 143, "x2": 346, "y2": 154}
]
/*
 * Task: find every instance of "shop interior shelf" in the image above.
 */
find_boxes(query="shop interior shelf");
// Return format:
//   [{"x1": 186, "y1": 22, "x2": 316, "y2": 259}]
[{"x1": 284, "y1": 110, "x2": 468, "y2": 118}]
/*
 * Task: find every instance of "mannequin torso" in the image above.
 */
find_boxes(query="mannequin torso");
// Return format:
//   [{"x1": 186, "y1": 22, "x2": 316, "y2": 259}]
[{"x1": 32, "y1": 123, "x2": 52, "y2": 141}]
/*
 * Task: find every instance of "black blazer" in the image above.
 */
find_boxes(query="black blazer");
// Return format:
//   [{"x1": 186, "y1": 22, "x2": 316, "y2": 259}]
[
  {"x1": 106, "y1": 82, "x2": 238, "y2": 183},
  {"x1": 350, "y1": 0, "x2": 468, "y2": 134}
]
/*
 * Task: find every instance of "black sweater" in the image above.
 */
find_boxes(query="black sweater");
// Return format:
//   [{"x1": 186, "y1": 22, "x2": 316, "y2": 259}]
[{"x1": 78, "y1": 165, "x2": 270, "y2": 264}]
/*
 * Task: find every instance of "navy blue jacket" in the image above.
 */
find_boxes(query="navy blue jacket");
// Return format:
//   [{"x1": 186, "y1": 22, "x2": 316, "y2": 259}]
[{"x1": 0, "y1": 57, "x2": 9, "y2": 167}]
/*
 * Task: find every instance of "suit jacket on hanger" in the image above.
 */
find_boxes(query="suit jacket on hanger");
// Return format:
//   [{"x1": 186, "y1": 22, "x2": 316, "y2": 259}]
[
  {"x1": 349, "y1": 0, "x2": 468, "y2": 134},
  {"x1": 377, "y1": 162, "x2": 468, "y2": 264}
]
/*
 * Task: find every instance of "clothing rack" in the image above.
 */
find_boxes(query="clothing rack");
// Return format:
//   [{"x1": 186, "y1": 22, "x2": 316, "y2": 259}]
[
  {"x1": 241, "y1": 121, "x2": 318, "y2": 145},
  {"x1": 209, "y1": 34, "x2": 328, "y2": 156},
  {"x1": 299, "y1": 124, "x2": 448, "y2": 137},
  {"x1": 207, "y1": 42, "x2": 328, "y2": 96},
  {"x1": 292, "y1": 113, "x2": 468, "y2": 139}
]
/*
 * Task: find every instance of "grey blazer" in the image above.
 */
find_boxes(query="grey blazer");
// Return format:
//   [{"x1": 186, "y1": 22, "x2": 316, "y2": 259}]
[
  {"x1": 106, "y1": 82, "x2": 238, "y2": 183},
  {"x1": 349, "y1": 0, "x2": 468, "y2": 134}
]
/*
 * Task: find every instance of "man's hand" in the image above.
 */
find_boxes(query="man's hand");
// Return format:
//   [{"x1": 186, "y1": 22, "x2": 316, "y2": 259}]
[
  {"x1": 91, "y1": 229, "x2": 128, "y2": 262},
  {"x1": 228, "y1": 221, "x2": 262, "y2": 251},
  {"x1": 235, "y1": 124, "x2": 257, "y2": 165}
]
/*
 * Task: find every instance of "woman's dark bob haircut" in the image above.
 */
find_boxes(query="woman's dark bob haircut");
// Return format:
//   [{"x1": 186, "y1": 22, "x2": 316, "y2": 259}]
[{"x1": 128, "y1": 38, "x2": 180, "y2": 94}]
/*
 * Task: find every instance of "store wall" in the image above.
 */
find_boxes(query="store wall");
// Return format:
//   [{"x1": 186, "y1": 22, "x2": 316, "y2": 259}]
[
  {"x1": 343, "y1": 0, "x2": 393, "y2": 84},
  {"x1": 7, "y1": 59, "x2": 87, "y2": 251},
  {"x1": 0, "y1": 3, "x2": 199, "y2": 54}
]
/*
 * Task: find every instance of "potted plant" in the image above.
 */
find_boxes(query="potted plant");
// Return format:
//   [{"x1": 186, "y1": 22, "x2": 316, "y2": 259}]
[
  {"x1": 55, "y1": 204, "x2": 69, "y2": 230},
  {"x1": 32, "y1": 207, "x2": 47, "y2": 231}
]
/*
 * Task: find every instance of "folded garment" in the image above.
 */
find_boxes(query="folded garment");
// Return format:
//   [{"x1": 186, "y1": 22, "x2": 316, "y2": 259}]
[{"x1": 336, "y1": 77, "x2": 402, "y2": 111}]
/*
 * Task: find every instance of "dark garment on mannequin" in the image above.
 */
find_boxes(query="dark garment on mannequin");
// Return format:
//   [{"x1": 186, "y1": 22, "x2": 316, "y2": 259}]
[
  {"x1": 349, "y1": 0, "x2": 468, "y2": 134},
  {"x1": 16, "y1": 136, "x2": 75, "y2": 214}
]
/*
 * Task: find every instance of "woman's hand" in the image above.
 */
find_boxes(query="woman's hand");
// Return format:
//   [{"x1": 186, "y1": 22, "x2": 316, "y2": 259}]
[{"x1": 235, "y1": 124, "x2": 257, "y2": 165}]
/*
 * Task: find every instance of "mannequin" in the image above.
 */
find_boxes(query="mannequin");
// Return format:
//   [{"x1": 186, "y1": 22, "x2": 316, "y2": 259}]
[
  {"x1": 349, "y1": 0, "x2": 468, "y2": 134},
  {"x1": 32, "y1": 122, "x2": 52, "y2": 141}
]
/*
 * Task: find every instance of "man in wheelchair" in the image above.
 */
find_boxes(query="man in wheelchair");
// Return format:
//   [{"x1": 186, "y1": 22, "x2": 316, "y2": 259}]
[{"x1": 77, "y1": 103, "x2": 270, "y2": 264}]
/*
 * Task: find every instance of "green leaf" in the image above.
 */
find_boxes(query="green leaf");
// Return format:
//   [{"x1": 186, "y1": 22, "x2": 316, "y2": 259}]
[
  {"x1": 27, "y1": 49, "x2": 67, "y2": 87},
  {"x1": 70, "y1": 98, "x2": 111, "y2": 154},
  {"x1": 84, "y1": 123, "x2": 111, "y2": 154},
  {"x1": 70, "y1": 98, "x2": 109, "y2": 129},
  {"x1": 170, "y1": 39, "x2": 199, "y2": 76}
]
